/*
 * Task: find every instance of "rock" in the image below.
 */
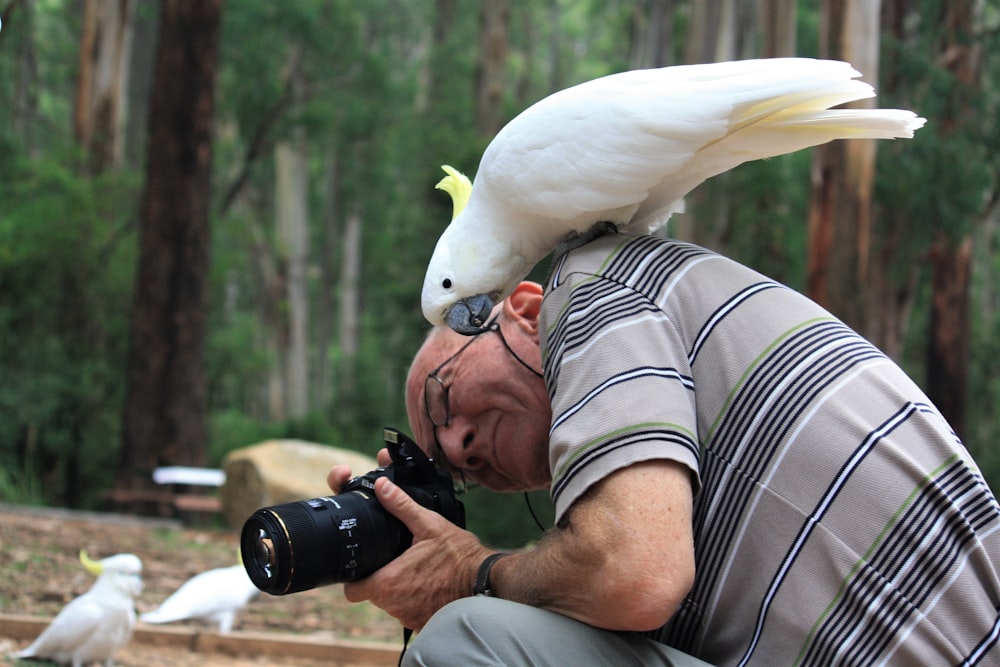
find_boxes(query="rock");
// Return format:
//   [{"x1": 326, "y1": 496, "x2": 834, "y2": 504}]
[{"x1": 220, "y1": 440, "x2": 379, "y2": 528}]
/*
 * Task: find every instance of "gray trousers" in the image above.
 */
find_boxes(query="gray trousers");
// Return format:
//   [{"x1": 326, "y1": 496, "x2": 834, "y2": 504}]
[{"x1": 403, "y1": 597, "x2": 713, "y2": 666}]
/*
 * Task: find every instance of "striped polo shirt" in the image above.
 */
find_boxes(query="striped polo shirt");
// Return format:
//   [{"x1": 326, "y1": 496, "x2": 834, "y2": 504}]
[{"x1": 540, "y1": 233, "x2": 1000, "y2": 665}]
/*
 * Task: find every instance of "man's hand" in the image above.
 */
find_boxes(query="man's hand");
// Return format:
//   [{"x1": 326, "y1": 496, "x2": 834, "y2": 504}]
[{"x1": 326, "y1": 459, "x2": 492, "y2": 630}]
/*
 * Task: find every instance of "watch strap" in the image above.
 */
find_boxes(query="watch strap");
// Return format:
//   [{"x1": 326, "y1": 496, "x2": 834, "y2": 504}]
[{"x1": 473, "y1": 552, "x2": 508, "y2": 597}]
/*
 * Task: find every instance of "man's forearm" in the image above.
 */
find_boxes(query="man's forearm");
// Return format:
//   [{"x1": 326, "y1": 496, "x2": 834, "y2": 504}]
[{"x1": 484, "y1": 460, "x2": 695, "y2": 631}]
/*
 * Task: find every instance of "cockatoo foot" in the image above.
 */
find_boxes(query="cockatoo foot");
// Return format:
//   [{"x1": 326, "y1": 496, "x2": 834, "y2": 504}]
[
  {"x1": 546, "y1": 221, "x2": 619, "y2": 283},
  {"x1": 555, "y1": 221, "x2": 619, "y2": 257}
]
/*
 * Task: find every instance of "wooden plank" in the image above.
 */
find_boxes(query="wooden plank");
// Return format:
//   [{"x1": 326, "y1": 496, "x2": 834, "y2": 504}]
[
  {"x1": 195, "y1": 630, "x2": 399, "y2": 664},
  {"x1": 0, "y1": 614, "x2": 399, "y2": 665},
  {"x1": 102, "y1": 488, "x2": 221, "y2": 516},
  {"x1": 172, "y1": 494, "x2": 221, "y2": 513}
]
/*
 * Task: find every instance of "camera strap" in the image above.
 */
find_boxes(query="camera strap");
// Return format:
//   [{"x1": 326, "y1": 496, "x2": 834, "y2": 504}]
[{"x1": 397, "y1": 627, "x2": 413, "y2": 667}]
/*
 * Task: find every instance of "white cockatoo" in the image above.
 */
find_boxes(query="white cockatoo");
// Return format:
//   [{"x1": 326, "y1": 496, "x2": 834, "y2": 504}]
[
  {"x1": 139, "y1": 564, "x2": 259, "y2": 633},
  {"x1": 421, "y1": 58, "x2": 926, "y2": 335},
  {"x1": 15, "y1": 550, "x2": 143, "y2": 667}
]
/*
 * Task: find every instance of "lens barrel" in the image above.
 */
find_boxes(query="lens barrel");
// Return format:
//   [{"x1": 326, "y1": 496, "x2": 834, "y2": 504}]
[{"x1": 241, "y1": 491, "x2": 407, "y2": 595}]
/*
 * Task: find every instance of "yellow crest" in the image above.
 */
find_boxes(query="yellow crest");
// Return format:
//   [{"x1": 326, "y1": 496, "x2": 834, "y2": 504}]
[
  {"x1": 79, "y1": 549, "x2": 104, "y2": 575},
  {"x1": 435, "y1": 165, "x2": 472, "y2": 220}
]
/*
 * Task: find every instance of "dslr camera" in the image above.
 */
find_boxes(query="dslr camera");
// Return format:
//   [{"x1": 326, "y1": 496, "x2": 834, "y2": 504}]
[{"x1": 240, "y1": 427, "x2": 465, "y2": 595}]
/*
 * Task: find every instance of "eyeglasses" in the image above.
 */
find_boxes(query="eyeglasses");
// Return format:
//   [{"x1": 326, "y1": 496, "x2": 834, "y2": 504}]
[{"x1": 423, "y1": 315, "x2": 542, "y2": 486}]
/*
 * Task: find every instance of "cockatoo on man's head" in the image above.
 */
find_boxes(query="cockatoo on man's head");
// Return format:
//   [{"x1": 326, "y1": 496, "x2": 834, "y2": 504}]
[
  {"x1": 421, "y1": 58, "x2": 926, "y2": 335},
  {"x1": 139, "y1": 564, "x2": 259, "y2": 633},
  {"x1": 15, "y1": 550, "x2": 143, "y2": 667}
]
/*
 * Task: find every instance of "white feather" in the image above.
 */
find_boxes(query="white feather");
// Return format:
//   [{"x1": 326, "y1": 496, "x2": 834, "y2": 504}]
[
  {"x1": 139, "y1": 565, "x2": 259, "y2": 633},
  {"x1": 15, "y1": 553, "x2": 143, "y2": 667},
  {"x1": 421, "y1": 58, "x2": 925, "y2": 328}
]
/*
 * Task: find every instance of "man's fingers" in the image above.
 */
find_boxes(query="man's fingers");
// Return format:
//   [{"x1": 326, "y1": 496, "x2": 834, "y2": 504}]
[
  {"x1": 342, "y1": 578, "x2": 369, "y2": 603},
  {"x1": 374, "y1": 477, "x2": 443, "y2": 536},
  {"x1": 326, "y1": 464, "x2": 353, "y2": 492}
]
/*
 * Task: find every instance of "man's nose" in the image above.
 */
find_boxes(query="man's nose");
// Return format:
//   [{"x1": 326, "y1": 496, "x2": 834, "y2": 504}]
[{"x1": 437, "y1": 418, "x2": 483, "y2": 471}]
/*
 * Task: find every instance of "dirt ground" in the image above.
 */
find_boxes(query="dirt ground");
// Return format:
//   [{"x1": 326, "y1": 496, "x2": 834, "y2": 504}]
[
  {"x1": 0, "y1": 504, "x2": 403, "y2": 666},
  {"x1": 0, "y1": 637, "x2": 390, "y2": 667}
]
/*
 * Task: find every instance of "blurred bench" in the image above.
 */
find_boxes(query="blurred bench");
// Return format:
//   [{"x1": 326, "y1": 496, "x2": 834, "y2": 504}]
[{"x1": 104, "y1": 467, "x2": 225, "y2": 519}]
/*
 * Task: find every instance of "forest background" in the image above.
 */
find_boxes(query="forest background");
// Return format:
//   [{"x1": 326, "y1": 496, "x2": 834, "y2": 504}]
[{"x1": 1, "y1": 0, "x2": 998, "y2": 547}]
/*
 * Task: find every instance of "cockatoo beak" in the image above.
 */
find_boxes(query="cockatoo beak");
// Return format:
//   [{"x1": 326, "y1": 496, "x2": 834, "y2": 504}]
[
  {"x1": 79, "y1": 550, "x2": 104, "y2": 576},
  {"x1": 446, "y1": 294, "x2": 495, "y2": 335}
]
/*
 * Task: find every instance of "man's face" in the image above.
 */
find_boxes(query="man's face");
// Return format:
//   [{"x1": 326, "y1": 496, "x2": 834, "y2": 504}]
[{"x1": 406, "y1": 320, "x2": 552, "y2": 492}]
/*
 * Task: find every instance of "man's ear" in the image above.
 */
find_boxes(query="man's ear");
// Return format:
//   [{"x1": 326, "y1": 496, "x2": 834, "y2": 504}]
[{"x1": 504, "y1": 282, "x2": 544, "y2": 334}]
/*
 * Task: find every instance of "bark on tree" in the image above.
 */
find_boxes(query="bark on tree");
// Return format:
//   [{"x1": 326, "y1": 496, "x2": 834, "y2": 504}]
[
  {"x1": 337, "y1": 202, "x2": 362, "y2": 399},
  {"x1": 9, "y1": 0, "x2": 39, "y2": 154},
  {"x1": 475, "y1": 0, "x2": 509, "y2": 138},
  {"x1": 761, "y1": 0, "x2": 797, "y2": 58},
  {"x1": 118, "y1": 0, "x2": 222, "y2": 500},
  {"x1": 74, "y1": 0, "x2": 135, "y2": 174},
  {"x1": 923, "y1": 0, "x2": 980, "y2": 438},
  {"x1": 806, "y1": 0, "x2": 881, "y2": 336},
  {"x1": 314, "y1": 152, "x2": 340, "y2": 411},
  {"x1": 928, "y1": 237, "x2": 972, "y2": 435},
  {"x1": 870, "y1": 0, "x2": 922, "y2": 361},
  {"x1": 675, "y1": 0, "x2": 744, "y2": 247},
  {"x1": 414, "y1": 0, "x2": 457, "y2": 114},
  {"x1": 273, "y1": 45, "x2": 310, "y2": 419},
  {"x1": 275, "y1": 135, "x2": 310, "y2": 419},
  {"x1": 628, "y1": 0, "x2": 675, "y2": 70}
]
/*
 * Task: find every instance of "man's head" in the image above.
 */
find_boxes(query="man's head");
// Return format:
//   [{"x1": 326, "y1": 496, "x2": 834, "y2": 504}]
[{"x1": 406, "y1": 282, "x2": 552, "y2": 492}]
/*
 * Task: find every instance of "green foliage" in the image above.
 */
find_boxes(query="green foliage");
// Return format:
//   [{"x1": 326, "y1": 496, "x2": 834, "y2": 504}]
[
  {"x1": 0, "y1": 154, "x2": 138, "y2": 508},
  {"x1": 0, "y1": 466, "x2": 45, "y2": 506}
]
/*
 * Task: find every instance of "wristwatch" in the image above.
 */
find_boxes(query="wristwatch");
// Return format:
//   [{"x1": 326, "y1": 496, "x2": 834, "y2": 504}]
[{"x1": 473, "y1": 552, "x2": 508, "y2": 597}]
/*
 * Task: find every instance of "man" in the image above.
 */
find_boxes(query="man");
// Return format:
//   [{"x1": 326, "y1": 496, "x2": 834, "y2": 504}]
[{"x1": 329, "y1": 233, "x2": 1000, "y2": 666}]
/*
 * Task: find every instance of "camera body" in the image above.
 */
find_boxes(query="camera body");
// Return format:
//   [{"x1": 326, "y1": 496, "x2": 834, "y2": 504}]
[{"x1": 241, "y1": 427, "x2": 465, "y2": 595}]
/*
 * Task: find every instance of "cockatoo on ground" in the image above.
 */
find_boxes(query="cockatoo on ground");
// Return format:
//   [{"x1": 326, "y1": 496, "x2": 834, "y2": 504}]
[
  {"x1": 15, "y1": 550, "x2": 143, "y2": 667},
  {"x1": 139, "y1": 564, "x2": 259, "y2": 633},
  {"x1": 421, "y1": 58, "x2": 926, "y2": 335}
]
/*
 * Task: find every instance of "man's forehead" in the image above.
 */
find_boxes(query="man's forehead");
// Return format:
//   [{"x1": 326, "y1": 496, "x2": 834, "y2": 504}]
[
  {"x1": 410, "y1": 329, "x2": 464, "y2": 385},
  {"x1": 427, "y1": 328, "x2": 471, "y2": 362}
]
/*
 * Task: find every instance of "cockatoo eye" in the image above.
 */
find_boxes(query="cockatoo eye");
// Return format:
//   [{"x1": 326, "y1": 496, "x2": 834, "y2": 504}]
[{"x1": 442, "y1": 277, "x2": 453, "y2": 290}]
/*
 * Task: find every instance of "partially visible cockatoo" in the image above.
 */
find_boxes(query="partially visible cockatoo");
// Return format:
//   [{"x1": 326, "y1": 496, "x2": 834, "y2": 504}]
[
  {"x1": 15, "y1": 550, "x2": 143, "y2": 667},
  {"x1": 139, "y1": 564, "x2": 259, "y2": 633},
  {"x1": 421, "y1": 58, "x2": 926, "y2": 334}
]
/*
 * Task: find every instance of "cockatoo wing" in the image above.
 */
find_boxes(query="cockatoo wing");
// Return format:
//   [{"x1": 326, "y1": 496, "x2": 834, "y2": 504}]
[
  {"x1": 473, "y1": 59, "x2": 918, "y2": 238},
  {"x1": 17, "y1": 597, "x2": 105, "y2": 659},
  {"x1": 16, "y1": 596, "x2": 132, "y2": 665},
  {"x1": 475, "y1": 69, "x2": 720, "y2": 228},
  {"x1": 140, "y1": 565, "x2": 258, "y2": 631}
]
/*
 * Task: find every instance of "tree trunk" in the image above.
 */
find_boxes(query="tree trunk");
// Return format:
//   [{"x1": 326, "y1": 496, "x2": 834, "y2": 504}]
[
  {"x1": 275, "y1": 134, "x2": 310, "y2": 419},
  {"x1": 74, "y1": 0, "x2": 135, "y2": 174},
  {"x1": 118, "y1": 0, "x2": 221, "y2": 501},
  {"x1": 761, "y1": 0, "x2": 797, "y2": 57},
  {"x1": 806, "y1": 0, "x2": 881, "y2": 336},
  {"x1": 11, "y1": 0, "x2": 40, "y2": 156},
  {"x1": 124, "y1": 4, "x2": 158, "y2": 170},
  {"x1": 628, "y1": 0, "x2": 675, "y2": 70},
  {"x1": 415, "y1": 0, "x2": 457, "y2": 114},
  {"x1": 337, "y1": 202, "x2": 362, "y2": 399},
  {"x1": 923, "y1": 0, "x2": 981, "y2": 438},
  {"x1": 675, "y1": 0, "x2": 742, "y2": 247},
  {"x1": 927, "y1": 237, "x2": 971, "y2": 435},
  {"x1": 314, "y1": 151, "x2": 340, "y2": 411},
  {"x1": 475, "y1": 0, "x2": 509, "y2": 138}
]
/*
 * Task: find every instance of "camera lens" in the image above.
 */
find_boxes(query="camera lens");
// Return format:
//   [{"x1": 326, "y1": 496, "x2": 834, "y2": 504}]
[{"x1": 240, "y1": 492, "x2": 408, "y2": 595}]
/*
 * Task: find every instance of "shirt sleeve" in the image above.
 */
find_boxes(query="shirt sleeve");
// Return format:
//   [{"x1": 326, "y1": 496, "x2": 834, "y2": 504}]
[{"x1": 541, "y1": 270, "x2": 701, "y2": 523}]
